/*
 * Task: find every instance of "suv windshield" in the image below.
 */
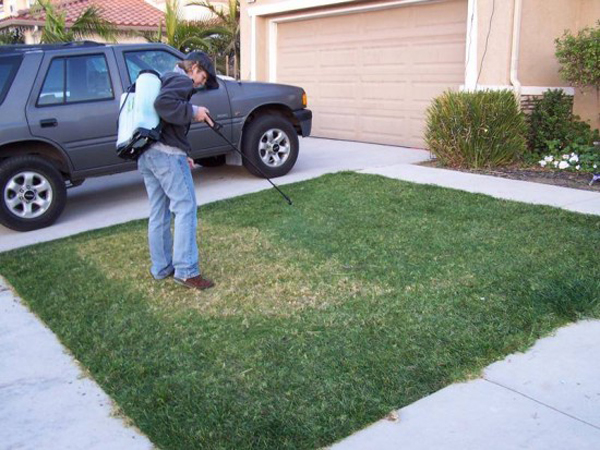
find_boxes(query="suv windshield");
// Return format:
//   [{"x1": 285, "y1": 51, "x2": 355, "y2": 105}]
[
  {"x1": 0, "y1": 55, "x2": 22, "y2": 105},
  {"x1": 124, "y1": 50, "x2": 181, "y2": 83}
]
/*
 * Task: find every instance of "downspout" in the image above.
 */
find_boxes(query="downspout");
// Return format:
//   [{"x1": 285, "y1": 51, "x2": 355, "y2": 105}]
[{"x1": 510, "y1": 0, "x2": 523, "y2": 101}]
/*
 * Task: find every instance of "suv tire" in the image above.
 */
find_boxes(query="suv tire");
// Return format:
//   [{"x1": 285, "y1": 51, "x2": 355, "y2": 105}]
[
  {"x1": 0, "y1": 156, "x2": 67, "y2": 232},
  {"x1": 242, "y1": 115, "x2": 299, "y2": 178}
]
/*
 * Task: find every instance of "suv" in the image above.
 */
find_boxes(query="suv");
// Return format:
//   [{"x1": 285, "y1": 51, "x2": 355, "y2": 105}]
[{"x1": 0, "y1": 42, "x2": 312, "y2": 231}]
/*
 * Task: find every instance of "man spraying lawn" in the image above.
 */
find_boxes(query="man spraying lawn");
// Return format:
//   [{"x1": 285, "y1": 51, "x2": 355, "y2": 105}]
[{"x1": 137, "y1": 51, "x2": 217, "y2": 290}]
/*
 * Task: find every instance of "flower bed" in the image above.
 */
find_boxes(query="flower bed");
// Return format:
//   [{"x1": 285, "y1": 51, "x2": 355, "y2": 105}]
[{"x1": 420, "y1": 159, "x2": 600, "y2": 192}]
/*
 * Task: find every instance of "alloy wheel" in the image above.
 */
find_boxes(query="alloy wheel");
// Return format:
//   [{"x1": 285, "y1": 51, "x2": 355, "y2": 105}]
[{"x1": 3, "y1": 171, "x2": 54, "y2": 219}]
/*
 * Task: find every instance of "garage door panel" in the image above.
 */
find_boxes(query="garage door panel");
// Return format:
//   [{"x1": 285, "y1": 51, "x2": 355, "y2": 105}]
[
  {"x1": 413, "y1": 1, "x2": 467, "y2": 25},
  {"x1": 363, "y1": 82, "x2": 408, "y2": 101},
  {"x1": 360, "y1": 102, "x2": 413, "y2": 114},
  {"x1": 318, "y1": 112, "x2": 358, "y2": 133},
  {"x1": 363, "y1": 44, "x2": 412, "y2": 66},
  {"x1": 319, "y1": 83, "x2": 357, "y2": 100},
  {"x1": 365, "y1": 8, "x2": 414, "y2": 31},
  {"x1": 314, "y1": 99, "x2": 359, "y2": 111},
  {"x1": 413, "y1": 80, "x2": 459, "y2": 97},
  {"x1": 277, "y1": 0, "x2": 467, "y2": 148},
  {"x1": 413, "y1": 42, "x2": 467, "y2": 64},
  {"x1": 318, "y1": 48, "x2": 358, "y2": 67}
]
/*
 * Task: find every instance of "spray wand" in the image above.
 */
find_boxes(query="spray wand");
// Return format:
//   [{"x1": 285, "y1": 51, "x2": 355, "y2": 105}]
[{"x1": 205, "y1": 113, "x2": 293, "y2": 206}]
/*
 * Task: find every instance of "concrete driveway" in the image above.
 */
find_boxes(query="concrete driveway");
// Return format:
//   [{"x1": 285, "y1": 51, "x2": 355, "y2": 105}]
[{"x1": 0, "y1": 137, "x2": 429, "y2": 252}]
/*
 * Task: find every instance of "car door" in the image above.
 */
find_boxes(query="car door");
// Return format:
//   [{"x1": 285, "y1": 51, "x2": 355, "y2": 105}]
[
  {"x1": 187, "y1": 78, "x2": 233, "y2": 157},
  {"x1": 121, "y1": 48, "x2": 233, "y2": 157},
  {"x1": 25, "y1": 48, "x2": 124, "y2": 171}
]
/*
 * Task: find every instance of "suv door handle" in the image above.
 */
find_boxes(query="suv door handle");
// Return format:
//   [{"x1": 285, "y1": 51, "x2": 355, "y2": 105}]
[{"x1": 40, "y1": 118, "x2": 58, "y2": 128}]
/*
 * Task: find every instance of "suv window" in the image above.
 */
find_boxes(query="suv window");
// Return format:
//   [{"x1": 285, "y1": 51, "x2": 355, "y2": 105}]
[
  {"x1": 0, "y1": 55, "x2": 22, "y2": 105},
  {"x1": 124, "y1": 50, "x2": 181, "y2": 83},
  {"x1": 38, "y1": 54, "x2": 114, "y2": 106}
]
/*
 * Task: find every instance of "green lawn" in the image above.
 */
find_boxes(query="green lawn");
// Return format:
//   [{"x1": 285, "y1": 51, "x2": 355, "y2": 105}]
[{"x1": 1, "y1": 172, "x2": 599, "y2": 450}]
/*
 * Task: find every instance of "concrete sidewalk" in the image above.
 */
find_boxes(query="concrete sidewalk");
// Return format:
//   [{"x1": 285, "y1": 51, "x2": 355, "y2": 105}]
[
  {"x1": 0, "y1": 279, "x2": 155, "y2": 450},
  {"x1": 2, "y1": 150, "x2": 600, "y2": 449},
  {"x1": 361, "y1": 164, "x2": 600, "y2": 216},
  {"x1": 331, "y1": 320, "x2": 600, "y2": 450}
]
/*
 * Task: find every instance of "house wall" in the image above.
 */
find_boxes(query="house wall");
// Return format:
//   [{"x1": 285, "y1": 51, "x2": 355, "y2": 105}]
[
  {"x1": 0, "y1": 0, "x2": 34, "y2": 19},
  {"x1": 241, "y1": 0, "x2": 599, "y2": 131},
  {"x1": 461, "y1": 0, "x2": 598, "y2": 128},
  {"x1": 473, "y1": 0, "x2": 514, "y2": 87},
  {"x1": 519, "y1": 0, "x2": 600, "y2": 129}
]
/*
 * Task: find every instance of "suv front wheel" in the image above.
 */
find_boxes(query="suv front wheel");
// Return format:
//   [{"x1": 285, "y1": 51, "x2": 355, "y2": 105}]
[
  {"x1": 242, "y1": 115, "x2": 299, "y2": 178},
  {"x1": 0, "y1": 156, "x2": 67, "y2": 232}
]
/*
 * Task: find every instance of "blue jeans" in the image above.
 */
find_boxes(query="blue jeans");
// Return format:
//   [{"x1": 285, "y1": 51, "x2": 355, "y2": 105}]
[{"x1": 138, "y1": 148, "x2": 200, "y2": 280}]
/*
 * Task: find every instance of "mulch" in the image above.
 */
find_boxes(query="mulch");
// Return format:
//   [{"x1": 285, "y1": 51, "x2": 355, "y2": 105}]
[{"x1": 419, "y1": 160, "x2": 600, "y2": 192}]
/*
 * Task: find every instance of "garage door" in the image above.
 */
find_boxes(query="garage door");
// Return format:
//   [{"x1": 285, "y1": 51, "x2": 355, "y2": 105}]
[{"x1": 276, "y1": 0, "x2": 467, "y2": 148}]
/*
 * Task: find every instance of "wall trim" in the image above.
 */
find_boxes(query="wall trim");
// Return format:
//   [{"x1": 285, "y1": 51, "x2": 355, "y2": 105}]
[
  {"x1": 461, "y1": 85, "x2": 576, "y2": 96},
  {"x1": 521, "y1": 86, "x2": 575, "y2": 96},
  {"x1": 464, "y1": 0, "x2": 477, "y2": 90},
  {"x1": 268, "y1": 19, "x2": 277, "y2": 82},
  {"x1": 250, "y1": 14, "x2": 257, "y2": 80},
  {"x1": 249, "y1": 0, "x2": 359, "y2": 17}
]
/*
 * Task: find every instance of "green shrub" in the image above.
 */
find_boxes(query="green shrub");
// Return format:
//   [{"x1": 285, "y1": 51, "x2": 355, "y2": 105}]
[
  {"x1": 527, "y1": 89, "x2": 576, "y2": 154},
  {"x1": 425, "y1": 90, "x2": 527, "y2": 168},
  {"x1": 555, "y1": 21, "x2": 600, "y2": 94},
  {"x1": 527, "y1": 89, "x2": 600, "y2": 165}
]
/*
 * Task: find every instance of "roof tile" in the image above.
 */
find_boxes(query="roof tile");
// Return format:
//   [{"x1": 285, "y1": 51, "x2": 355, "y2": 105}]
[{"x1": 14, "y1": 0, "x2": 165, "y2": 28}]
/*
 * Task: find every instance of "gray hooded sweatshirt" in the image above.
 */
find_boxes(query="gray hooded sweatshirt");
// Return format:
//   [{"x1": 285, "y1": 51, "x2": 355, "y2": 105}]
[{"x1": 153, "y1": 72, "x2": 196, "y2": 155}]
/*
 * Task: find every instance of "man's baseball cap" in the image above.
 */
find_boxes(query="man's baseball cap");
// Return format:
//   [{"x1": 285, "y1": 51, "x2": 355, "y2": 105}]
[{"x1": 185, "y1": 51, "x2": 219, "y2": 90}]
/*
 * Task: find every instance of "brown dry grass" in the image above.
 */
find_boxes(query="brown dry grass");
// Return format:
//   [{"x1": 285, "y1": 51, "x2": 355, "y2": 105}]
[{"x1": 77, "y1": 222, "x2": 388, "y2": 318}]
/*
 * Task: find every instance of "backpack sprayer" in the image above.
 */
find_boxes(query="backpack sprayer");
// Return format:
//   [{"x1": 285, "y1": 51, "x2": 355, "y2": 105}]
[
  {"x1": 116, "y1": 70, "x2": 292, "y2": 206},
  {"x1": 116, "y1": 70, "x2": 162, "y2": 160}
]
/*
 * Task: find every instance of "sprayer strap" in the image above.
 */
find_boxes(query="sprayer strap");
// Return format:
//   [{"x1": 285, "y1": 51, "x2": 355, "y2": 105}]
[{"x1": 117, "y1": 82, "x2": 136, "y2": 119}]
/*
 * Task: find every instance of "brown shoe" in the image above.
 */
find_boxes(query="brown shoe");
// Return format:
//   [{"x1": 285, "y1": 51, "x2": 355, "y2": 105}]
[{"x1": 174, "y1": 275, "x2": 215, "y2": 290}]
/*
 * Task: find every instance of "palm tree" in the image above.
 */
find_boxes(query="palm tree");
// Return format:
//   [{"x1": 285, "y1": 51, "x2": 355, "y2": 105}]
[
  {"x1": 145, "y1": 0, "x2": 228, "y2": 53},
  {"x1": 187, "y1": 0, "x2": 239, "y2": 75},
  {"x1": 33, "y1": 0, "x2": 117, "y2": 43}
]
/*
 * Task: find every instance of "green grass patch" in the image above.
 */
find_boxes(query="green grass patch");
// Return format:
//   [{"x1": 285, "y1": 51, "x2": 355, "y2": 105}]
[{"x1": 1, "y1": 172, "x2": 599, "y2": 449}]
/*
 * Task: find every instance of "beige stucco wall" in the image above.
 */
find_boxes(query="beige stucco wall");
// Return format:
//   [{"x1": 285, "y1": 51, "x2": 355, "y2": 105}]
[
  {"x1": 463, "y1": 0, "x2": 598, "y2": 128},
  {"x1": 520, "y1": 0, "x2": 599, "y2": 129},
  {"x1": 0, "y1": 0, "x2": 32, "y2": 19},
  {"x1": 474, "y1": 0, "x2": 514, "y2": 86}
]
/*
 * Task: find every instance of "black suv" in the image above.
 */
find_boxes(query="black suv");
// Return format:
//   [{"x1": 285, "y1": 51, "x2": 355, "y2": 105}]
[{"x1": 0, "y1": 42, "x2": 312, "y2": 231}]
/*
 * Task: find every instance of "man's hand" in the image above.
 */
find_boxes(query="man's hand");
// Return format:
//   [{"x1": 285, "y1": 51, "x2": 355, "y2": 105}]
[
  {"x1": 194, "y1": 106, "x2": 214, "y2": 127},
  {"x1": 187, "y1": 157, "x2": 196, "y2": 170}
]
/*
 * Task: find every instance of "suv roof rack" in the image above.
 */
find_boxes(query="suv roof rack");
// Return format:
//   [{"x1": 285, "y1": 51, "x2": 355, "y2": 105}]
[{"x1": 0, "y1": 41, "x2": 106, "y2": 54}]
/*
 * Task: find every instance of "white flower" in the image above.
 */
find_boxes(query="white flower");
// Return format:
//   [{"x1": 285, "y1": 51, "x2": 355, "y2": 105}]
[
  {"x1": 569, "y1": 155, "x2": 579, "y2": 163},
  {"x1": 571, "y1": 152, "x2": 577, "y2": 157},
  {"x1": 554, "y1": 161, "x2": 559, "y2": 168},
  {"x1": 539, "y1": 160, "x2": 547, "y2": 167},
  {"x1": 558, "y1": 161, "x2": 570, "y2": 169},
  {"x1": 594, "y1": 164, "x2": 598, "y2": 169},
  {"x1": 544, "y1": 156, "x2": 554, "y2": 162},
  {"x1": 576, "y1": 165, "x2": 581, "y2": 170},
  {"x1": 562, "y1": 154, "x2": 570, "y2": 160}
]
